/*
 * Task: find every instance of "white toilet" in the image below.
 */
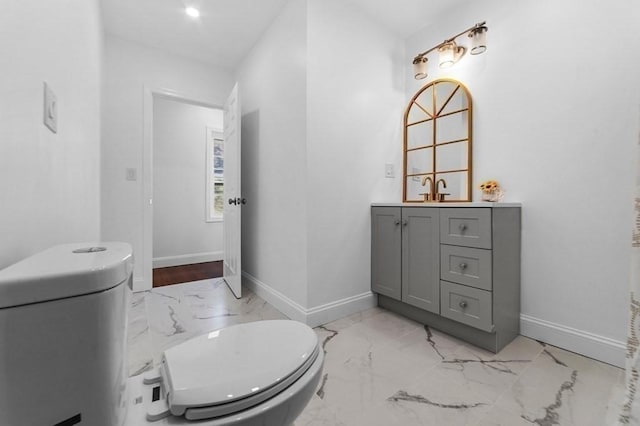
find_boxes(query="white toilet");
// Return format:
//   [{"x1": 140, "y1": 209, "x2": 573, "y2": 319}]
[{"x1": 0, "y1": 243, "x2": 323, "y2": 426}]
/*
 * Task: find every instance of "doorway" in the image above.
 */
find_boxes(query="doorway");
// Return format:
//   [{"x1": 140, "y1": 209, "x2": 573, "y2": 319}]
[
  {"x1": 152, "y1": 97, "x2": 224, "y2": 287},
  {"x1": 143, "y1": 90, "x2": 225, "y2": 288},
  {"x1": 141, "y1": 86, "x2": 241, "y2": 296}
]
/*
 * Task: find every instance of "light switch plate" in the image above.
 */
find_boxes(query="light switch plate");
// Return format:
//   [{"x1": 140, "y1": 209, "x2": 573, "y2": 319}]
[
  {"x1": 125, "y1": 168, "x2": 137, "y2": 181},
  {"x1": 43, "y1": 82, "x2": 57, "y2": 133},
  {"x1": 385, "y1": 163, "x2": 395, "y2": 178}
]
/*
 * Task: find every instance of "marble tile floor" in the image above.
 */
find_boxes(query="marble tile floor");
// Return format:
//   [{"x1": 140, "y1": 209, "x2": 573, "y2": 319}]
[{"x1": 127, "y1": 279, "x2": 626, "y2": 425}]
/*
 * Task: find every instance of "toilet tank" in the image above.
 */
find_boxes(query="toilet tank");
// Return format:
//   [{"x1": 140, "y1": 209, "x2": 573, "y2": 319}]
[{"x1": 0, "y1": 243, "x2": 133, "y2": 426}]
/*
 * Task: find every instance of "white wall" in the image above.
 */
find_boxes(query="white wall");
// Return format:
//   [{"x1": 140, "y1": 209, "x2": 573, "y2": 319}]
[
  {"x1": 237, "y1": 0, "x2": 404, "y2": 322},
  {"x1": 102, "y1": 35, "x2": 234, "y2": 286},
  {"x1": 236, "y1": 0, "x2": 309, "y2": 308},
  {"x1": 0, "y1": 0, "x2": 102, "y2": 268},
  {"x1": 405, "y1": 0, "x2": 640, "y2": 365},
  {"x1": 306, "y1": 0, "x2": 405, "y2": 308},
  {"x1": 152, "y1": 98, "x2": 224, "y2": 266}
]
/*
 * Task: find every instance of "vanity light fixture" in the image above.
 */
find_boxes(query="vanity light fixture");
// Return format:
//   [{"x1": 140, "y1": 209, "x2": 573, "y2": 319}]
[
  {"x1": 438, "y1": 41, "x2": 465, "y2": 68},
  {"x1": 412, "y1": 21, "x2": 488, "y2": 79},
  {"x1": 413, "y1": 56, "x2": 428, "y2": 79},
  {"x1": 185, "y1": 6, "x2": 200, "y2": 18},
  {"x1": 469, "y1": 25, "x2": 488, "y2": 55}
]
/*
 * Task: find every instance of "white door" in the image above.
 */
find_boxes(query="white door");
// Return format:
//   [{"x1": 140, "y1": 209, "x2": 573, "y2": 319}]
[{"x1": 223, "y1": 83, "x2": 242, "y2": 298}]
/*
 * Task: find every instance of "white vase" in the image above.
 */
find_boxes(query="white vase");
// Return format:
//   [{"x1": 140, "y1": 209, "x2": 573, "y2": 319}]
[{"x1": 481, "y1": 189, "x2": 504, "y2": 202}]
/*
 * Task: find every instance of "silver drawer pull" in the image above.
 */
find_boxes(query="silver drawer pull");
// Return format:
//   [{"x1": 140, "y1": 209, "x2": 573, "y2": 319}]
[
  {"x1": 459, "y1": 262, "x2": 467, "y2": 270},
  {"x1": 459, "y1": 301, "x2": 468, "y2": 309},
  {"x1": 402, "y1": 220, "x2": 408, "y2": 227},
  {"x1": 394, "y1": 219, "x2": 400, "y2": 226},
  {"x1": 459, "y1": 223, "x2": 467, "y2": 232}
]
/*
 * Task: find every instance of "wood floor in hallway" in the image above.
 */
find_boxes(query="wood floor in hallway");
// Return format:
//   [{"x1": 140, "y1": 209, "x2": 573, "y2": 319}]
[{"x1": 152, "y1": 261, "x2": 223, "y2": 287}]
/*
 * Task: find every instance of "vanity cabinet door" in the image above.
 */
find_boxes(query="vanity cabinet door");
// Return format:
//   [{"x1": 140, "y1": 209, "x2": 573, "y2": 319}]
[
  {"x1": 402, "y1": 208, "x2": 440, "y2": 314},
  {"x1": 371, "y1": 207, "x2": 402, "y2": 300}
]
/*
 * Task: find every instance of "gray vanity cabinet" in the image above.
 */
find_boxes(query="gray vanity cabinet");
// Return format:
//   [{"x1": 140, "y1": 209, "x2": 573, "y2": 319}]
[
  {"x1": 371, "y1": 207, "x2": 440, "y2": 313},
  {"x1": 371, "y1": 207, "x2": 402, "y2": 300},
  {"x1": 371, "y1": 204, "x2": 521, "y2": 353},
  {"x1": 401, "y1": 208, "x2": 440, "y2": 313}
]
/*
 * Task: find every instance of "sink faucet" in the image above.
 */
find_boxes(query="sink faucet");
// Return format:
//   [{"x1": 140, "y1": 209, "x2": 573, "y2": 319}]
[
  {"x1": 420, "y1": 176, "x2": 435, "y2": 201},
  {"x1": 435, "y1": 178, "x2": 448, "y2": 202}
]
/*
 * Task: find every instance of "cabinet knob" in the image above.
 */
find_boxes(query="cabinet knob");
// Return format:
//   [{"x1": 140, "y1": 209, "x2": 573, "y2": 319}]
[
  {"x1": 394, "y1": 219, "x2": 400, "y2": 226},
  {"x1": 402, "y1": 220, "x2": 408, "y2": 227},
  {"x1": 459, "y1": 262, "x2": 467, "y2": 270},
  {"x1": 459, "y1": 301, "x2": 468, "y2": 309},
  {"x1": 459, "y1": 223, "x2": 467, "y2": 232},
  {"x1": 228, "y1": 198, "x2": 237, "y2": 205}
]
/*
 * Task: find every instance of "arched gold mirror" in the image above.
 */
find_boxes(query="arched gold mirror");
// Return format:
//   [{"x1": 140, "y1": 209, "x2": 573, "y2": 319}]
[{"x1": 403, "y1": 78, "x2": 472, "y2": 202}]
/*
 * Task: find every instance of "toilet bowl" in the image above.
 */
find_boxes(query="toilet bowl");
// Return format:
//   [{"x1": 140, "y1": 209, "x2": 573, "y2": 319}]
[{"x1": 0, "y1": 243, "x2": 322, "y2": 426}]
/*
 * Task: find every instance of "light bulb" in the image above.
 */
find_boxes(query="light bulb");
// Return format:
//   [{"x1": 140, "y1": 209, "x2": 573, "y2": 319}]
[
  {"x1": 438, "y1": 43, "x2": 455, "y2": 68},
  {"x1": 185, "y1": 7, "x2": 200, "y2": 18},
  {"x1": 469, "y1": 26, "x2": 487, "y2": 55},
  {"x1": 413, "y1": 56, "x2": 428, "y2": 80}
]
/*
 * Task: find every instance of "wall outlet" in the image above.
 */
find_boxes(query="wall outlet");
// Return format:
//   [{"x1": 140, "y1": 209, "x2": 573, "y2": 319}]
[
  {"x1": 385, "y1": 163, "x2": 395, "y2": 178},
  {"x1": 125, "y1": 168, "x2": 137, "y2": 181},
  {"x1": 43, "y1": 82, "x2": 57, "y2": 133}
]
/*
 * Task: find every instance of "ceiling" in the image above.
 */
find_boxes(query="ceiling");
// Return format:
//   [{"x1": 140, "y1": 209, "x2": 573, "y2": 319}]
[
  {"x1": 346, "y1": 0, "x2": 468, "y2": 39},
  {"x1": 100, "y1": 0, "x2": 465, "y2": 69}
]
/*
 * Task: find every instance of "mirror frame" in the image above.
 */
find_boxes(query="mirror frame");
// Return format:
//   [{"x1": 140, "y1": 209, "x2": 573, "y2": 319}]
[{"x1": 402, "y1": 78, "x2": 473, "y2": 202}]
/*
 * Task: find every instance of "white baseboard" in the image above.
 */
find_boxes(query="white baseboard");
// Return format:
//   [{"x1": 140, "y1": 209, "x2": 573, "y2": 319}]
[
  {"x1": 520, "y1": 314, "x2": 626, "y2": 368},
  {"x1": 305, "y1": 292, "x2": 378, "y2": 327},
  {"x1": 152, "y1": 251, "x2": 223, "y2": 268},
  {"x1": 132, "y1": 276, "x2": 148, "y2": 292},
  {"x1": 242, "y1": 271, "x2": 377, "y2": 327}
]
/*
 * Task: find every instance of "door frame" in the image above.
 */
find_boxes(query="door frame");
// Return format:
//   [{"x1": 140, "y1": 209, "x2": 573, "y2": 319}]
[{"x1": 141, "y1": 86, "x2": 224, "y2": 291}]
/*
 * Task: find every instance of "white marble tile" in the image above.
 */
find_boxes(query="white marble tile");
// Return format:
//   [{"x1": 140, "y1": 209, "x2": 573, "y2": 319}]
[
  {"x1": 494, "y1": 343, "x2": 624, "y2": 425},
  {"x1": 354, "y1": 364, "x2": 494, "y2": 426},
  {"x1": 320, "y1": 306, "x2": 386, "y2": 332},
  {"x1": 127, "y1": 291, "x2": 154, "y2": 376},
  {"x1": 316, "y1": 317, "x2": 486, "y2": 425},
  {"x1": 293, "y1": 394, "x2": 347, "y2": 426},
  {"x1": 145, "y1": 286, "x2": 201, "y2": 362},
  {"x1": 129, "y1": 291, "x2": 148, "y2": 318},
  {"x1": 127, "y1": 282, "x2": 626, "y2": 426},
  {"x1": 127, "y1": 315, "x2": 154, "y2": 376},
  {"x1": 475, "y1": 406, "x2": 533, "y2": 426},
  {"x1": 393, "y1": 325, "x2": 468, "y2": 364},
  {"x1": 430, "y1": 336, "x2": 544, "y2": 402}
]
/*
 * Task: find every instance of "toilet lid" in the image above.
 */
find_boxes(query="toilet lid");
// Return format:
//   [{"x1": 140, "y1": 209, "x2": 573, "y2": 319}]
[{"x1": 161, "y1": 320, "x2": 319, "y2": 419}]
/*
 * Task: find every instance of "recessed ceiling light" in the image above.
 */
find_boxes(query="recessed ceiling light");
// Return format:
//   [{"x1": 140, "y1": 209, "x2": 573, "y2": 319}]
[{"x1": 185, "y1": 7, "x2": 200, "y2": 18}]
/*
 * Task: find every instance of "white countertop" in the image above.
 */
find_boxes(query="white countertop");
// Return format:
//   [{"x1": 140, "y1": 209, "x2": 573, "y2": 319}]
[{"x1": 371, "y1": 202, "x2": 521, "y2": 208}]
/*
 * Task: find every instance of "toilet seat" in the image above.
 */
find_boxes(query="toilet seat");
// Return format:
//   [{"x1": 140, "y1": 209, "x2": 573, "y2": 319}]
[{"x1": 149, "y1": 320, "x2": 320, "y2": 422}]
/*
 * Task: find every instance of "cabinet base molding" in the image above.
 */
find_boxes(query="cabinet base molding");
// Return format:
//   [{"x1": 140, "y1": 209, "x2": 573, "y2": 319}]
[{"x1": 379, "y1": 294, "x2": 518, "y2": 353}]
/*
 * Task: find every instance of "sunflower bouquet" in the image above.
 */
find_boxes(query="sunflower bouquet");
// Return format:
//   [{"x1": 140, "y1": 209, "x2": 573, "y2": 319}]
[{"x1": 479, "y1": 180, "x2": 504, "y2": 202}]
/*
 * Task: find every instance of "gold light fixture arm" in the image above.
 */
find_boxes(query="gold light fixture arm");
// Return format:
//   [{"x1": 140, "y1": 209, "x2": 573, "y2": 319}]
[
  {"x1": 414, "y1": 21, "x2": 486, "y2": 60},
  {"x1": 412, "y1": 22, "x2": 487, "y2": 79}
]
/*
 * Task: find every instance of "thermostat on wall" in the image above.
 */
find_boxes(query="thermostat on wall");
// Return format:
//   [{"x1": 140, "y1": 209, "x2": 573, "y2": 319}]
[{"x1": 43, "y1": 82, "x2": 57, "y2": 133}]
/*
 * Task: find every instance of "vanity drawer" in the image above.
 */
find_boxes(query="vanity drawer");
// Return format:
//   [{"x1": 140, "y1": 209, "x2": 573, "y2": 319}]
[
  {"x1": 440, "y1": 208, "x2": 491, "y2": 249},
  {"x1": 440, "y1": 245, "x2": 492, "y2": 291},
  {"x1": 440, "y1": 281, "x2": 493, "y2": 332}
]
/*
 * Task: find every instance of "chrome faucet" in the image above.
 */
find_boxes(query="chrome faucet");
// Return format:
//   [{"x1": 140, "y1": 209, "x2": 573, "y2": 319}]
[{"x1": 420, "y1": 176, "x2": 435, "y2": 201}]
